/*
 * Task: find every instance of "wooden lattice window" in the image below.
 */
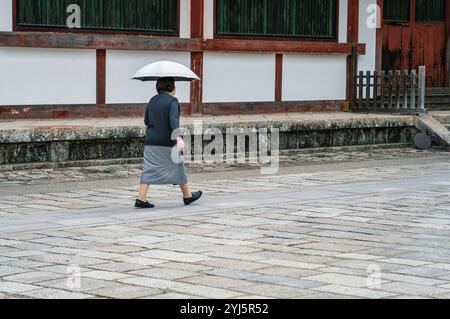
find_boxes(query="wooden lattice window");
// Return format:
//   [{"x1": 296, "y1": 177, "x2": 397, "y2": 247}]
[
  {"x1": 216, "y1": 0, "x2": 337, "y2": 40},
  {"x1": 415, "y1": 0, "x2": 444, "y2": 22},
  {"x1": 15, "y1": 0, "x2": 179, "y2": 35},
  {"x1": 383, "y1": 0, "x2": 410, "y2": 22}
]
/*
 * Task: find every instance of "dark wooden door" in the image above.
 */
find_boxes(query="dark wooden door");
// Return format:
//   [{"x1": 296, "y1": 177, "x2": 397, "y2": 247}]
[{"x1": 382, "y1": 0, "x2": 446, "y2": 87}]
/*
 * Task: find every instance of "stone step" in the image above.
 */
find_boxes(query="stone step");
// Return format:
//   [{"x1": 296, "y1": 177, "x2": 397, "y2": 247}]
[
  {"x1": 425, "y1": 89, "x2": 450, "y2": 111},
  {"x1": 432, "y1": 114, "x2": 450, "y2": 125},
  {"x1": 426, "y1": 96, "x2": 450, "y2": 103},
  {"x1": 426, "y1": 87, "x2": 450, "y2": 95},
  {"x1": 426, "y1": 105, "x2": 450, "y2": 111}
]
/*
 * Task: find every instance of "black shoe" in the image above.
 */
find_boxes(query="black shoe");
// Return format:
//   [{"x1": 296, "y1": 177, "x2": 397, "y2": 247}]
[
  {"x1": 135, "y1": 199, "x2": 155, "y2": 209},
  {"x1": 183, "y1": 191, "x2": 203, "y2": 206}
]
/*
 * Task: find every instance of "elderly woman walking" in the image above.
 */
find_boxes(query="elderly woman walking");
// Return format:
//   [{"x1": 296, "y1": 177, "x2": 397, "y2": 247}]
[{"x1": 135, "y1": 77, "x2": 202, "y2": 209}]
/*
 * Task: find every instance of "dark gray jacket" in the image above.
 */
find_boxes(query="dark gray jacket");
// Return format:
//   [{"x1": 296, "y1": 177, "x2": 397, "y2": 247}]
[{"x1": 144, "y1": 92, "x2": 180, "y2": 147}]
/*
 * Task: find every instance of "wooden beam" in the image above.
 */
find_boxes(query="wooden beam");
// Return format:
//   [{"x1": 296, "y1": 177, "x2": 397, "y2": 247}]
[
  {"x1": 0, "y1": 31, "x2": 365, "y2": 55},
  {"x1": 0, "y1": 101, "x2": 339, "y2": 120},
  {"x1": 96, "y1": 49, "x2": 106, "y2": 105},
  {"x1": 346, "y1": 0, "x2": 360, "y2": 101},
  {"x1": 202, "y1": 100, "x2": 343, "y2": 116},
  {"x1": 203, "y1": 38, "x2": 365, "y2": 55},
  {"x1": 0, "y1": 103, "x2": 192, "y2": 119},
  {"x1": 0, "y1": 31, "x2": 203, "y2": 51},
  {"x1": 275, "y1": 54, "x2": 283, "y2": 102}
]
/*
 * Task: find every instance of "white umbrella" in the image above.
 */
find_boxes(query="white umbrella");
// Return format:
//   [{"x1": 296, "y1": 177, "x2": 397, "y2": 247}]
[{"x1": 131, "y1": 61, "x2": 200, "y2": 82}]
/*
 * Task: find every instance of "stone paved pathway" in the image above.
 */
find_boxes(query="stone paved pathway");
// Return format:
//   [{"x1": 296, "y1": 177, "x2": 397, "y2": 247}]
[
  {"x1": 1, "y1": 152, "x2": 450, "y2": 299},
  {"x1": 0, "y1": 147, "x2": 443, "y2": 186}
]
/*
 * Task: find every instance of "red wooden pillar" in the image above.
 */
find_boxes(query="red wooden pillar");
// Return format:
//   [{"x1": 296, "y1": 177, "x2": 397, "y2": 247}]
[
  {"x1": 375, "y1": 0, "x2": 384, "y2": 73},
  {"x1": 275, "y1": 54, "x2": 283, "y2": 102},
  {"x1": 190, "y1": 0, "x2": 204, "y2": 115},
  {"x1": 445, "y1": 0, "x2": 450, "y2": 87},
  {"x1": 346, "y1": 0, "x2": 359, "y2": 101},
  {"x1": 96, "y1": 49, "x2": 106, "y2": 106}
]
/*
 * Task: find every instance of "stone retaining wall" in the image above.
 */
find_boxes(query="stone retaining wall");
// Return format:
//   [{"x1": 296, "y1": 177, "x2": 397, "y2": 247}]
[{"x1": 0, "y1": 116, "x2": 419, "y2": 165}]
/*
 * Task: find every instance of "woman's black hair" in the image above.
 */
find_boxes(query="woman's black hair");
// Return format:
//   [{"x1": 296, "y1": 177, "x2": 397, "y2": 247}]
[{"x1": 156, "y1": 77, "x2": 176, "y2": 93}]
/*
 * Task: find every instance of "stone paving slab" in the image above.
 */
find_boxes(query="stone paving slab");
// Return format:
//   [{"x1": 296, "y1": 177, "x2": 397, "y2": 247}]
[
  {"x1": 1, "y1": 148, "x2": 447, "y2": 187},
  {"x1": 1, "y1": 155, "x2": 450, "y2": 299}
]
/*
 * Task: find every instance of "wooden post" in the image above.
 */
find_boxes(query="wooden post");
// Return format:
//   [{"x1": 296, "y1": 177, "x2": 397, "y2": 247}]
[
  {"x1": 366, "y1": 71, "x2": 371, "y2": 108},
  {"x1": 403, "y1": 71, "x2": 409, "y2": 109},
  {"x1": 418, "y1": 66, "x2": 426, "y2": 110},
  {"x1": 351, "y1": 45, "x2": 358, "y2": 109},
  {"x1": 395, "y1": 70, "x2": 401, "y2": 109},
  {"x1": 190, "y1": 52, "x2": 203, "y2": 115},
  {"x1": 373, "y1": 71, "x2": 378, "y2": 108},
  {"x1": 346, "y1": 0, "x2": 360, "y2": 105},
  {"x1": 275, "y1": 54, "x2": 283, "y2": 102},
  {"x1": 375, "y1": 0, "x2": 384, "y2": 73},
  {"x1": 358, "y1": 71, "x2": 364, "y2": 109},
  {"x1": 411, "y1": 70, "x2": 417, "y2": 109},
  {"x1": 445, "y1": 0, "x2": 450, "y2": 87},
  {"x1": 190, "y1": 0, "x2": 204, "y2": 116},
  {"x1": 380, "y1": 71, "x2": 385, "y2": 108},
  {"x1": 96, "y1": 49, "x2": 106, "y2": 106},
  {"x1": 388, "y1": 71, "x2": 393, "y2": 109}
]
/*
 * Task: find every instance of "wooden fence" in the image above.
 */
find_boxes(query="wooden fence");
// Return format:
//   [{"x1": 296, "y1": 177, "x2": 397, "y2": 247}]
[{"x1": 351, "y1": 66, "x2": 426, "y2": 113}]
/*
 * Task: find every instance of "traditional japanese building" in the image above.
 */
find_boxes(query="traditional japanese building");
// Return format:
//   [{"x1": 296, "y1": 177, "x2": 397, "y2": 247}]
[{"x1": 0, "y1": 0, "x2": 448, "y2": 118}]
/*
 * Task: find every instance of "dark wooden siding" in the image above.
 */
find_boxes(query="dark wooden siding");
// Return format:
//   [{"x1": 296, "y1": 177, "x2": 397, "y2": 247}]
[
  {"x1": 382, "y1": 0, "x2": 447, "y2": 87},
  {"x1": 16, "y1": 0, "x2": 178, "y2": 34},
  {"x1": 216, "y1": 0, "x2": 337, "y2": 39}
]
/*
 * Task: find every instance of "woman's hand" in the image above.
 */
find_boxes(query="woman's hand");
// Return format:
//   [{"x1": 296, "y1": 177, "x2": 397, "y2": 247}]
[{"x1": 176, "y1": 137, "x2": 185, "y2": 152}]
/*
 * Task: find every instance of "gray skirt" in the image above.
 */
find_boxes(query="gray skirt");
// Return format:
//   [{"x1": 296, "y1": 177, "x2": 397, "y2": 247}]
[{"x1": 140, "y1": 145, "x2": 188, "y2": 185}]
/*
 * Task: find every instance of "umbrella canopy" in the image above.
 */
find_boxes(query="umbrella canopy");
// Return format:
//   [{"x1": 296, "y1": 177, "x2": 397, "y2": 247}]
[{"x1": 131, "y1": 61, "x2": 200, "y2": 82}]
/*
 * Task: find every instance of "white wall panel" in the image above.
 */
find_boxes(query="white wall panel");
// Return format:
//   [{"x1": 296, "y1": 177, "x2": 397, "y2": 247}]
[
  {"x1": 204, "y1": 0, "x2": 214, "y2": 39},
  {"x1": 179, "y1": 0, "x2": 191, "y2": 38},
  {"x1": 282, "y1": 55, "x2": 347, "y2": 101},
  {"x1": 339, "y1": 0, "x2": 348, "y2": 43},
  {"x1": 358, "y1": 0, "x2": 378, "y2": 72},
  {"x1": 106, "y1": 51, "x2": 191, "y2": 104},
  {"x1": 0, "y1": 0, "x2": 13, "y2": 32},
  {"x1": 0, "y1": 48, "x2": 96, "y2": 105},
  {"x1": 203, "y1": 53, "x2": 275, "y2": 103}
]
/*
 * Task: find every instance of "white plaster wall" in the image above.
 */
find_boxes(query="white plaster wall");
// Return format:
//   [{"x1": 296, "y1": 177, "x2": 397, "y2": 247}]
[
  {"x1": 204, "y1": 0, "x2": 214, "y2": 39},
  {"x1": 282, "y1": 55, "x2": 347, "y2": 101},
  {"x1": 0, "y1": 0, "x2": 13, "y2": 31},
  {"x1": 179, "y1": 0, "x2": 191, "y2": 38},
  {"x1": 339, "y1": 0, "x2": 348, "y2": 43},
  {"x1": 358, "y1": 0, "x2": 378, "y2": 72},
  {"x1": 106, "y1": 51, "x2": 191, "y2": 104},
  {"x1": 203, "y1": 53, "x2": 275, "y2": 103},
  {"x1": 0, "y1": 48, "x2": 96, "y2": 105}
]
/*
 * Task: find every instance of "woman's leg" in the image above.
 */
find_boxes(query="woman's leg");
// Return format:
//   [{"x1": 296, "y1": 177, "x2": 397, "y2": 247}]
[
  {"x1": 179, "y1": 184, "x2": 192, "y2": 199},
  {"x1": 138, "y1": 184, "x2": 150, "y2": 202}
]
